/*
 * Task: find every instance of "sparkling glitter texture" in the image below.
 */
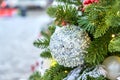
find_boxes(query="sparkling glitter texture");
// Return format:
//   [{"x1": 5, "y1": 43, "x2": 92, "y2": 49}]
[{"x1": 49, "y1": 25, "x2": 90, "y2": 67}]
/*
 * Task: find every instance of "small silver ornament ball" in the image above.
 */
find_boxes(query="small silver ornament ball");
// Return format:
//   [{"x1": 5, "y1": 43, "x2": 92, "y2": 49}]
[
  {"x1": 49, "y1": 25, "x2": 90, "y2": 67},
  {"x1": 102, "y1": 56, "x2": 120, "y2": 80}
]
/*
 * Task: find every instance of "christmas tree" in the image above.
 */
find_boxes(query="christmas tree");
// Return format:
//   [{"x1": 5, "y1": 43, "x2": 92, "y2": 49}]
[{"x1": 29, "y1": 0, "x2": 120, "y2": 80}]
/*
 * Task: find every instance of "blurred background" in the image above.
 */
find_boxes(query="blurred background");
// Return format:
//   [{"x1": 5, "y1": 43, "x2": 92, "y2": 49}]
[{"x1": 0, "y1": 0, "x2": 54, "y2": 80}]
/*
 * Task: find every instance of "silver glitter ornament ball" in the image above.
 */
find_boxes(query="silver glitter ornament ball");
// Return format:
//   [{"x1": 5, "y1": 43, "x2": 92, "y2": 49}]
[
  {"x1": 102, "y1": 56, "x2": 120, "y2": 80},
  {"x1": 49, "y1": 25, "x2": 90, "y2": 67}
]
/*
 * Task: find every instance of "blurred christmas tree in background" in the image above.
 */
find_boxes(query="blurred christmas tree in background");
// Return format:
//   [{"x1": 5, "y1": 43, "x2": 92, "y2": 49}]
[{"x1": 29, "y1": 0, "x2": 120, "y2": 80}]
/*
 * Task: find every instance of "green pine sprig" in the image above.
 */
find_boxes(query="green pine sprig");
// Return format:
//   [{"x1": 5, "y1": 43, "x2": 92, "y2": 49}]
[
  {"x1": 78, "y1": 0, "x2": 120, "y2": 38},
  {"x1": 40, "y1": 49, "x2": 52, "y2": 58},
  {"x1": 34, "y1": 39, "x2": 49, "y2": 49},
  {"x1": 85, "y1": 27, "x2": 120, "y2": 65},
  {"x1": 42, "y1": 63, "x2": 72, "y2": 80},
  {"x1": 108, "y1": 33, "x2": 120, "y2": 52},
  {"x1": 33, "y1": 25, "x2": 56, "y2": 58},
  {"x1": 29, "y1": 71, "x2": 42, "y2": 80},
  {"x1": 47, "y1": 4, "x2": 78, "y2": 25}
]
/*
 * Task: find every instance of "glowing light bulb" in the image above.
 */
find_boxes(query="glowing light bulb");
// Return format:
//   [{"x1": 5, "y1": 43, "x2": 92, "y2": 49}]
[
  {"x1": 64, "y1": 70, "x2": 68, "y2": 73},
  {"x1": 112, "y1": 34, "x2": 115, "y2": 38},
  {"x1": 51, "y1": 60, "x2": 57, "y2": 67},
  {"x1": 117, "y1": 11, "x2": 120, "y2": 16}
]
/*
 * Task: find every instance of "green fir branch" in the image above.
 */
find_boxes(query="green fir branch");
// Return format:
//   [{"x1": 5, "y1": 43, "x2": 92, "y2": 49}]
[
  {"x1": 108, "y1": 33, "x2": 120, "y2": 52},
  {"x1": 47, "y1": 4, "x2": 78, "y2": 25},
  {"x1": 94, "y1": 24, "x2": 110, "y2": 38},
  {"x1": 33, "y1": 25, "x2": 55, "y2": 58},
  {"x1": 29, "y1": 71, "x2": 42, "y2": 80},
  {"x1": 33, "y1": 25, "x2": 55, "y2": 49},
  {"x1": 85, "y1": 27, "x2": 120, "y2": 65},
  {"x1": 40, "y1": 49, "x2": 52, "y2": 58},
  {"x1": 105, "y1": 2, "x2": 120, "y2": 28},
  {"x1": 48, "y1": 25, "x2": 56, "y2": 35},
  {"x1": 41, "y1": 31, "x2": 50, "y2": 40},
  {"x1": 78, "y1": 5, "x2": 107, "y2": 36},
  {"x1": 33, "y1": 39, "x2": 49, "y2": 49},
  {"x1": 42, "y1": 64, "x2": 72, "y2": 80},
  {"x1": 47, "y1": 6, "x2": 58, "y2": 18},
  {"x1": 78, "y1": 17, "x2": 96, "y2": 34},
  {"x1": 78, "y1": 0, "x2": 120, "y2": 38}
]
